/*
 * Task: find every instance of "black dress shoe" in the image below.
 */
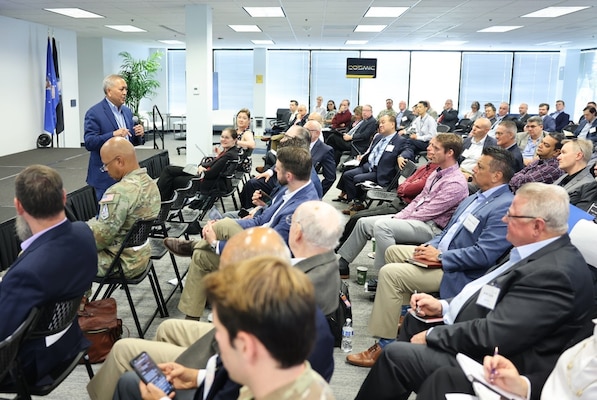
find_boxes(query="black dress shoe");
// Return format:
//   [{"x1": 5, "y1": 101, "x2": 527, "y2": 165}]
[{"x1": 338, "y1": 257, "x2": 349, "y2": 279}]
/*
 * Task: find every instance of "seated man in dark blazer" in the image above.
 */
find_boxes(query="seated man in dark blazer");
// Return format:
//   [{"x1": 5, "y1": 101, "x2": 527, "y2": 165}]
[
  {"x1": 0, "y1": 165, "x2": 97, "y2": 385},
  {"x1": 84, "y1": 74, "x2": 145, "y2": 202},
  {"x1": 551, "y1": 99, "x2": 571, "y2": 132},
  {"x1": 554, "y1": 138, "x2": 597, "y2": 211},
  {"x1": 574, "y1": 105, "x2": 597, "y2": 143},
  {"x1": 336, "y1": 115, "x2": 414, "y2": 212},
  {"x1": 437, "y1": 99, "x2": 459, "y2": 131},
  {"x1": 355, "y1": 183, "x2": 594, "y2": 400}
]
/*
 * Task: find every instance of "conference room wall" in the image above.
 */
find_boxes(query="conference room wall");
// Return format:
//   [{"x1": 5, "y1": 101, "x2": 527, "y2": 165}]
[{"x1": 0, "y1": 15, "x2": 80, "y2": 156}]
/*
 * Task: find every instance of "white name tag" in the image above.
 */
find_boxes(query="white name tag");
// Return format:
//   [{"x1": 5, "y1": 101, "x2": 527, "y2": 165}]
[
  {"x1": 463, "y1": 214, "x2": 480, "y2": 233},
  {"x1": 590, "y1": 127, "x2": 596, "y2": 134},
  {"x1": 476, "y1": 284, "x2": 500, "y2": 310},
  {"x1": 402, "y1": 116, "x2": 408, "y2": 122},
  {"x1": 385, "y1": 144, "x2": 395, "y2": 152}
]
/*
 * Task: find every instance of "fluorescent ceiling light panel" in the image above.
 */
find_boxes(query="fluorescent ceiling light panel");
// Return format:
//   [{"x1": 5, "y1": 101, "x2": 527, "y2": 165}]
[
  {"x1": 44, "y1": 8, "x2": 104, "y2": 18},
  {"x1": 252, "y1": 40, "x2": 274, "y2": 45},
  {"x1": 244, "y1": 7, "x2": 285, "y2": 17},
  {"x1": 158, "y1": 40, "x2": 184, "y2": 45},
  {"x1": 441, "y1": 40, "x2": 468, "y2": 46},
  {"x1": 536, "y1": 41, "x2": 571, "y2": 46},
  {"x1": 345, "y1": 40, "x2": 369, "y2": 45},
  {"x1": 477, "y1": 26, "x2": 523, "y2": 33},
  {"x1": 354, "y1": 25, "x2": 387, "y2": 33},
  {"x1": 229, "y1": 25, "x2": 262, "y2": 32},
  {"x1": 365, "y1": 7, "x2": 409, "y2": 18},
  {"x1": 522, "y1": 6, "x2": 589, "y2": 18},
  {"x1": 105, "y1": 25, "x2": 146, "y2": 33}
]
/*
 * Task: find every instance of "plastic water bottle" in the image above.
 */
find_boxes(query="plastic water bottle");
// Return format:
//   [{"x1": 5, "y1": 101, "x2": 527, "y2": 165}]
[{"x1": 341, "y1": 318, "x2": 353, "y2": 352}]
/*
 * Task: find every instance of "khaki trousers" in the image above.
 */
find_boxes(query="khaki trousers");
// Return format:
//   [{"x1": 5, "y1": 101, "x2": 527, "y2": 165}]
[{"x1": 367, "y1": 245, "x2": 443, "y2": 339}]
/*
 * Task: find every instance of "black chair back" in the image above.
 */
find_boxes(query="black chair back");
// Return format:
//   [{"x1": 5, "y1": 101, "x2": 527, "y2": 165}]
[
  {"x1": 0, "y1": 308, "x2": 39, "y2": 384},
  {"x1": 29, "y1": 297, "x2": 82, "y2": 339}
]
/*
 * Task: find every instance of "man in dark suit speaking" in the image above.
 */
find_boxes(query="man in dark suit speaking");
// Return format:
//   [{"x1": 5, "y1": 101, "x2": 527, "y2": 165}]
[
  {"x1": 0, "y1": 165, "x2": 97, "y2": 384},
  {"x1": 355, "y1": 182, "x2": 594, "y2": 400},
  {"x1": 84, "y1": 74, "x2": 145, "y2": 201}
]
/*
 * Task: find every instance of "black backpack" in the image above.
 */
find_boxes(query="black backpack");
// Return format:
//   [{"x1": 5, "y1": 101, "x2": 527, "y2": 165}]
[{"x1": 326, "y1": 281, "x2": 352, "y2": 347}]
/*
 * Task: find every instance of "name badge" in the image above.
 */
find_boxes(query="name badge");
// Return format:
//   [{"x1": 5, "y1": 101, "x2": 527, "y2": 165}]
[
  {"x1": 385, "y1": 144, "x2": 395, "y2": 152},
  {"x1": 476, "y1": 284, "x2": 500, "y2": 310},
  {"x1": 402, "y1": 116, "x2": 408, "y2": 122},
  {"x1": 463, "y1": 214, "x2": 480, "y2": 233},
  {"x1": 590, "y1": 127, "x2": 596, "y2": 134}
]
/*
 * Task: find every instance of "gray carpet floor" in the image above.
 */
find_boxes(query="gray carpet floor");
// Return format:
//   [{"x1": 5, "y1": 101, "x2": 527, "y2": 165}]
[{"x1": 1, "y1": 133, "x2": 417, "y2": 400}]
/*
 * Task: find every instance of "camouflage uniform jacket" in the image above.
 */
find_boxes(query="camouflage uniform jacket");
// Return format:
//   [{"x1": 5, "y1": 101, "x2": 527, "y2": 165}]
[
  {"x1": 88, "y1": 167, "x2": 160, "y2": 277},
  {"x1": 238, "y1": 362, "x2": 335, "y2": 400}
]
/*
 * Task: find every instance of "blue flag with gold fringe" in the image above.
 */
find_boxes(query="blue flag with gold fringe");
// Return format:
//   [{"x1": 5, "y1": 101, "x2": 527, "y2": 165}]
[{"x1": 44, "y1": 37, "x2": 59, "y2": 136}]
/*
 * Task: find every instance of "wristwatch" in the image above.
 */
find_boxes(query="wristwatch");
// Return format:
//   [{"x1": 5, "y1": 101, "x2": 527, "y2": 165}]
[
  {"x1": 210, "y1": 240, "x2": 218, "y2": 251},
  {"x1": 437, "y1": 252, "x2": 443, "y2": 262}
]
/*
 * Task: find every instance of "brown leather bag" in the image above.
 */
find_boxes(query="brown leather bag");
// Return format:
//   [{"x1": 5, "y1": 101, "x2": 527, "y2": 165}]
[{"x1": 78, "y1": 298, "x2": 123, "y2": 363}]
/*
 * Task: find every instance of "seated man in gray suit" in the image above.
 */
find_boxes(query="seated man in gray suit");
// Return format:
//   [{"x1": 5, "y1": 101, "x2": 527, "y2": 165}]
[{"x1": 554, "y1": 138, "x2": 597, "y2": 211}]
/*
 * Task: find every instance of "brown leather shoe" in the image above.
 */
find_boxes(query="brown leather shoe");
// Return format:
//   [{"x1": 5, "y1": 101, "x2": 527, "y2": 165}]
[
  {"x1": 163, "y1": 238, "x2": 195, "y2": 257},
  {"x1": 346, "y1": 342, "x2": 382, "y2": 367},
  {"x1": 255, "y1": 166, "x2": 265, "y2": 173}
]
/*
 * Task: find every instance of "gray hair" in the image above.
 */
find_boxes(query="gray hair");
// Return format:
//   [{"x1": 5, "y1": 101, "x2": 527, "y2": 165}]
[
  {"x1": 516, "y1": 182, "x2": 569, "y2": 234},
  {"x1": 293, "y1": 201, "x2": 343, "y2": 250},
  {"x1": 102, "y1": 74, "x2": 124, "y2": 94},
  {"x1": 561, "y1": 139, "x2": 593, "y2": 164}
]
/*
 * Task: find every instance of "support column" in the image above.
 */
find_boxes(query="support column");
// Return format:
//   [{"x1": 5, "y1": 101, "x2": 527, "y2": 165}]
[
  {"x1": 185, "y1": 5, "x2": 212, "y2": 163},
  {"x1": 252, "y1": 48, "x2": 267, "y2": 136}
]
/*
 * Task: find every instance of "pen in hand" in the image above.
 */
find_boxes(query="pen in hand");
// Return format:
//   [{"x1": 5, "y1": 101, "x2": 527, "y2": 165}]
[
  {"x1": 489, "y1": 346, "x2": 499, "y2": 382},
  {"x1": 414, "y1": 290, "x2": 421, "y2": 314}
]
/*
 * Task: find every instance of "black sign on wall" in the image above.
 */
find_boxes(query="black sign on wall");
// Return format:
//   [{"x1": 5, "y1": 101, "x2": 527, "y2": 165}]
[{"x1": 346, "y1": 58, "x2": 377, "y2": 78}]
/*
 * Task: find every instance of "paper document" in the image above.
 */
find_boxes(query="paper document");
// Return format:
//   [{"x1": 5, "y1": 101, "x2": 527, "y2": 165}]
[{"x1": 456, "y1": 353, "x2": 525, "y2": 400}]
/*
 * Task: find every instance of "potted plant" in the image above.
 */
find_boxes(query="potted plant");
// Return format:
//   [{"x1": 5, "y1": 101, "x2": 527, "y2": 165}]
[{"x1": 118, "y1": 51, "x2": 162, "y2": 117}]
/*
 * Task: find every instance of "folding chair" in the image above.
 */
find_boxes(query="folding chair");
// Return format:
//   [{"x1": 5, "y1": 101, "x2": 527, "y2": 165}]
[
  {"x1": 167, "y1": 178, "x2": 203, "y2": 233},
  {"x1": 4, "y1": 298, "x2": 94, "y2": 399},
  {"x1": 91, "y1": 219, "x2": 168, "y2": 338},
  {"x1": 197, "y1": 159, "x2": 241, "y2": 220},
  {"x1": 150, "y1": 195, "x2": 189, "y2": 304},
  {"x1": 365, "y1": 160, "x2": 417, "y2": 207},
  {"x1": 0, "y1": 308, "x2": 38, "y2": 388}
]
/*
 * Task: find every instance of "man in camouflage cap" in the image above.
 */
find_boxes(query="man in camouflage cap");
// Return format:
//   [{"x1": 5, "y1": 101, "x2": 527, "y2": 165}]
[{"x1": 87, "y1": 137, "x2": 160, "y2": 277}]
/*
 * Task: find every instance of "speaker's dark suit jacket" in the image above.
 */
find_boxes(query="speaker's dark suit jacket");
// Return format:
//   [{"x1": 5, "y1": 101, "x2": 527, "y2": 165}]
[
  {"x1": 0, "y1": 220, "x2": 97, "y2": 382},
  {"x1": 84, "y1": 99, "x2": 145, "y2": 196}
]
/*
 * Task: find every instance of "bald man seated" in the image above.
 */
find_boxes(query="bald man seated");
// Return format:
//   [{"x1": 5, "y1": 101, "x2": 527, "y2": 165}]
[{"x1": 87, "y1": 227, "x2": 334, "y2": 400}]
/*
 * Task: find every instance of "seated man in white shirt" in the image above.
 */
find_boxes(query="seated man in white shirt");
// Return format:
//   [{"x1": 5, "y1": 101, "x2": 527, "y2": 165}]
[
  {"x1": 459, "y1": 117, "x2": 495, "y2": 181},
  {"x1": 401, "y1": 101, "x2": 438, "y2": 153}
]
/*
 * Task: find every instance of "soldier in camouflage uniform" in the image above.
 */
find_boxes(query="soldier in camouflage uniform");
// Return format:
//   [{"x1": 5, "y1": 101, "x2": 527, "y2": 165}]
[{"x1": 87, "y1": 137, "x2": 160, "y2": 278}]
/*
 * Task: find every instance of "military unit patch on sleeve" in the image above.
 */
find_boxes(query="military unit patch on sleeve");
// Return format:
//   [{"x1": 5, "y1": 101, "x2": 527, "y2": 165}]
[{"x1": 100, "y1": 203, "x2": 110, "y2": 220}]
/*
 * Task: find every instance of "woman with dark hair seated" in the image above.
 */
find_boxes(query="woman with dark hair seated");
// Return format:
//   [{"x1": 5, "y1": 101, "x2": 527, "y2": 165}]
[{"x1": 157, "y1": 128, "x2": 240, "y2": 201}]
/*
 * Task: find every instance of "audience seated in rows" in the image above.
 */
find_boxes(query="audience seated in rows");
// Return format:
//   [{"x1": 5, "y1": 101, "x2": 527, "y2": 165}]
[
  {"x1": 354, "y1": 183, "x2": 594, "y2": 400},
  {"x1": 347, "y1": 147, "x2": 515, "y2": 368},
  {"x1": 336, "y1": 133, "x2": 468, "y2": 278}
]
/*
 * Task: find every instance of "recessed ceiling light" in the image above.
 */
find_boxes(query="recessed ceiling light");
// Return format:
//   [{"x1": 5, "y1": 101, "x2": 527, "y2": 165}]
[
  {"x1": 364, "y1": 7, "x2": 409, "y2": 18},
  {"x1": 229, "y1": 25, "x2": 262, "y2": 33},
  {"x1": 477, "y1": 26, "x2": 523, "y2": 33},
  {"x1": 522, "y1": 6, "x2": 589, "y2": 18},
  {"x1": 158, "y1": 40, "x2": 184, "y2": 45},
  {"x1": 105, "y1": 25, "x2": 146, "y2": 33},
  {"x1": 441, "y1": 40, "x2": 468, "y2": 46},
  {"x1": 345, "y1": 40, "x2": 369, "y2": 45},
  {"x1": 45, "y1": 8, "x2": 104, "y2": 18},
  {"x1": 252, "y1": 40, "x2": 274, "y2": 45},
  {"x1": 243, "y1": 7, "x2": 285, "y2": 18},
  {"x1": 536, "y1": 41, "x2": 571, "y2": 46},
  {"x1": 354, "y1": 25, "x2": 387, "y2": 33}
]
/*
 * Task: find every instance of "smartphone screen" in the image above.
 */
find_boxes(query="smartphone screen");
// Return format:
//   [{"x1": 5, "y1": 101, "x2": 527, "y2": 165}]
[
  {"x1": 238, "y1": 208, "x2": 250, "y2": 218},
  {"x1": 130, "y1": 351, "x2": 174, "y2": 395},
  {"x1": 259, "y1": 190, "x2": 271, "y2": 202}
]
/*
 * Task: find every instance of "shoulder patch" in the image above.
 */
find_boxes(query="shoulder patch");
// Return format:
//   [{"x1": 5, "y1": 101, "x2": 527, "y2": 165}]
[
  {"x1": 101, "y1": 193, "x2": 115, "y2": 202},
  {"x1": 100, "y1": 203, "x2": 110, "y2": 220}
]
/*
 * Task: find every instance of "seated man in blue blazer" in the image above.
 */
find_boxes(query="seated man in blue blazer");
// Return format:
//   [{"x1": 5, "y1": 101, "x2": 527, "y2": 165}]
[
  {"x1": 84, "y1": 74, "x2": 145, "y2": 202},
  {"x1": 575, "y1": 105, "x2": 597, "y2": 143},
  {"x1": 0, "y1": 165, "x2": 97, "y2": 385},
  {"x1": 337, "y1": 115, "x2": 414, "y2": 213}
]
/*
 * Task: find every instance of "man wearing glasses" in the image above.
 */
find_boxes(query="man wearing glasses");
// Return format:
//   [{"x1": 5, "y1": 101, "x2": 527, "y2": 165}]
[
  {"x1": 355, "y1": 183, "x2": 594, "y2": 400},
  {"x1": 87, "y1": 137, "x2": 159, "y2": 278},
  {"x1": 516, "y1": 116, "x2": 546, "y2": 166}
]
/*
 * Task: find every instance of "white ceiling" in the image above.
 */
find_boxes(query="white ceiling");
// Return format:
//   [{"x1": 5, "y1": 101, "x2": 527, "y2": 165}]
[{"x1": 1, "y1": 0, "x2": 596, "y2": 51}]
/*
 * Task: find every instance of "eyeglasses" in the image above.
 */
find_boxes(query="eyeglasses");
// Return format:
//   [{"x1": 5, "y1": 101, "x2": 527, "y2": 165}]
[
  {"x1": 525, "y1": 125, "x2": 539, "y2": 129},
  {"x1": 100, "y1": 157, "x2": 119, "y2": 172},
  {"x1": 504, "y1": 210, "x2": 548, "y2": 221}
]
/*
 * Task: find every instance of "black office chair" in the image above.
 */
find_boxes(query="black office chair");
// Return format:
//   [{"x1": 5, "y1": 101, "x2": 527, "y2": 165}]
[
  {"x1": 91, "y1": 219, "x2": 168, "y2": 338},
  {"x1": 4, "y1": 298, "x2": 94, "y2": 399},
  {"x1": 364, "y1": 160, "x2": 417, "y2": 208},
  {"x1": 0, "y1": 308, "x2": 39, "y2": 389}
]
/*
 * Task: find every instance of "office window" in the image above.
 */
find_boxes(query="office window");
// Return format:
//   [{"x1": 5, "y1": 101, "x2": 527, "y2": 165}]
[
  {"x1": 576, "y1": 50, "x2": 597, "y2": 118},
  {"x1": 460, "y1": 52, "x2": 513, "y2": 116},
  {"x1": 410, "y1": 52, "x2": 461, "y2": 113},
  {"x1": 213, "y1": 50, "x2": 253, "y2": 111},
  {"x1": 266, "y1": 51, "x2": 309, "y2": 116},
  {"x1": 310, "y1": 51, "x2": 359, "y2": 113},
  {"x1": 360, "y1": 51, "x2": 410, "y2": 116},
  {"x1": 168, "y1": 50, "x2": 186, "y2": 114},
  {"x1": 511, "y1": 52, "x2": 559, "y2": 113}
]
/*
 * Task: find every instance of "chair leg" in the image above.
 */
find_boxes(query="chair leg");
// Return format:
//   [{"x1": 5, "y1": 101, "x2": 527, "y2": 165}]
[
  {"x1": 120, "y1": 281, "x2": 144, "y2": 338},
  {"x1": 84, "y1": 354, "x2": 95, "y2": 379}
]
